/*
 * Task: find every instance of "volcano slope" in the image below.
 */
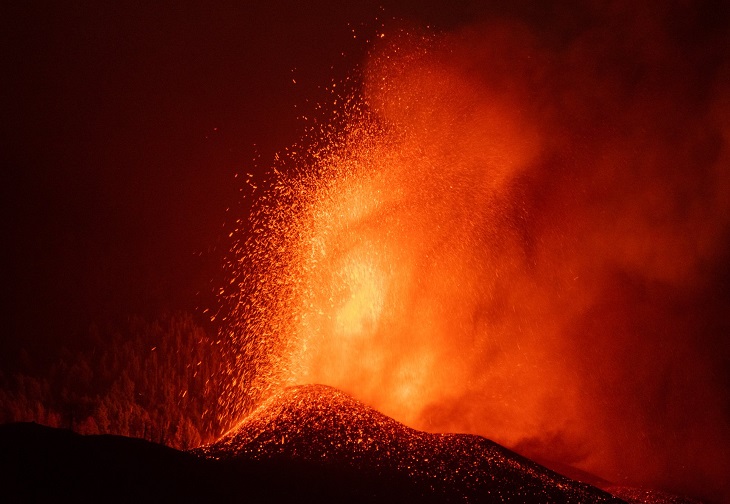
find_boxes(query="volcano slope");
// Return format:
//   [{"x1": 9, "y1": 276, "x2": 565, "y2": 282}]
[{"x1": 198, "y1": 383, "x2": 622, "y2": 503}]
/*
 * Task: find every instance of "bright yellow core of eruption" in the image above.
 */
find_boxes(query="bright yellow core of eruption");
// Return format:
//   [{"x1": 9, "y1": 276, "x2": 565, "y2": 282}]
[{"x1": 335, "y1": 257, "x2": 384, "y2": 338}]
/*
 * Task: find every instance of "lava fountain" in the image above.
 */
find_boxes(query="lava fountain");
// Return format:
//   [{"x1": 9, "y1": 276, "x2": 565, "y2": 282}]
[{"x1": 219, "y1": 9, "x2": 730, "y2": 503}]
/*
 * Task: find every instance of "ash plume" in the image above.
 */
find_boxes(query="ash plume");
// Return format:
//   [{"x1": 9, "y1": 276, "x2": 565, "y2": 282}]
[{"x1": 222, "y1": 2, "x2": 730, "y2": 502}]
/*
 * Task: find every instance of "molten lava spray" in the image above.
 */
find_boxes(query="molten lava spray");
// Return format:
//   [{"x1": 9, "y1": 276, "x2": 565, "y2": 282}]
[{"x1": 220, "y1": 4, "x2": 730, "y2": 502}]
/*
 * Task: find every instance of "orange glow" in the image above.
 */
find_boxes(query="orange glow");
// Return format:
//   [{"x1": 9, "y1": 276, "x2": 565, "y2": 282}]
[{"x1": 219, "y1": 12, "x2": 730, "y2": 504}]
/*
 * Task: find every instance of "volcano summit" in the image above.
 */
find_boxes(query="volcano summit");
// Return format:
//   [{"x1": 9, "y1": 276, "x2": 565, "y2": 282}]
[{"x1": 199, "y1": 384, "x2": 664, "y2": 503}]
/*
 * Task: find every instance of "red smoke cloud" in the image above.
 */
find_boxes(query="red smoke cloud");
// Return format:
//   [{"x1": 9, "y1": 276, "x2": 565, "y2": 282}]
[{"x1": 223, "y1": 3, "x2": 730, "y2": 502}]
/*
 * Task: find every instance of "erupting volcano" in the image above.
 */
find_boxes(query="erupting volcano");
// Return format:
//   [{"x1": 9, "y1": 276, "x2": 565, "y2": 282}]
[
  {"x1": 215, "y1": 8, "x2": 730, "y2": 503},
  {"x1": 2, "y1": 2, "x2": 729, "y2": 503}
]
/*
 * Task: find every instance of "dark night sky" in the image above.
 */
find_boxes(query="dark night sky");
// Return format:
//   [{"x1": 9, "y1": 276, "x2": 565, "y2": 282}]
[{"x1": 0, "y1": 0, "x2": 486, "y2": 365}]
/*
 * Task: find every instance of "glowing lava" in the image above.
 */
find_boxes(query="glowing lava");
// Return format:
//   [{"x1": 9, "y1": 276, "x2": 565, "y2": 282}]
[{"x1": 219, "y1": 10, "x2": 730, "y2": 503}]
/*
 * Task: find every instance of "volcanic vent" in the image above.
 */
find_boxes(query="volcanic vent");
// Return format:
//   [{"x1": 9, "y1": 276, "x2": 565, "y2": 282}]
[{"x1": 198, "y1": 384, "x2": 621, "y2": 503}]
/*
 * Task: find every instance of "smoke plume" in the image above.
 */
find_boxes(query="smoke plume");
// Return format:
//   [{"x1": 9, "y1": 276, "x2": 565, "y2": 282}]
[{"x1": 224, "y1": 3, "x2": 730, "y2": 501}]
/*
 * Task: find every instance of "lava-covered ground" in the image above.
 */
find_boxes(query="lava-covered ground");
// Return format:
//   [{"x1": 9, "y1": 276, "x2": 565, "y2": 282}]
[
  {"x1": 200, "y1": 384, "x2": 622, "y2": 503},
  {"x1": 1, "y1": 384, "x2": 700, "y2": 503}
]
